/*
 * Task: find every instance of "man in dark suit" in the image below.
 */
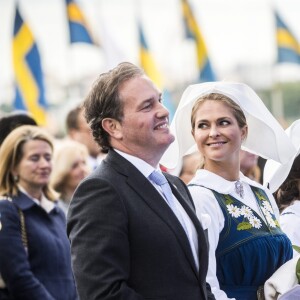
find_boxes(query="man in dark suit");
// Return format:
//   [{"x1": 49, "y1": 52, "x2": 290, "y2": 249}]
[{"x1": 67, "y1": 62, "x2": 215, "y2": 300}]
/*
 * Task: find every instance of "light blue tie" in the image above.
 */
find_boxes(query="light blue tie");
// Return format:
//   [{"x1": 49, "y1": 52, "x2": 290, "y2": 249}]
[
  {"x1": 149, "y1": 171, "x2": 188, "y2": 232},
  {"x1": 149, "y1": 170, "x2": 177, "y2": 212},
  {"x1": 149, "y1": 170, "x2": 199, "y2": 270}
]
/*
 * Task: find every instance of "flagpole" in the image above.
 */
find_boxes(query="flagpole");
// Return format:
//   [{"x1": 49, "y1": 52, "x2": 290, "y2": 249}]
[
  {"x1": 271, "y1": 82, "x2": 284, "y2": 122},
  {"x1": 270, "y1": 4, "x2": 284, "y2": 125}
]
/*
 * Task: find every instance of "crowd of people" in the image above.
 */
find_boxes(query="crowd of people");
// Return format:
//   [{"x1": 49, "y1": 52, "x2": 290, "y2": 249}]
[{"x1": 0, "y1": 62, "x2": 299, "y2": 300}]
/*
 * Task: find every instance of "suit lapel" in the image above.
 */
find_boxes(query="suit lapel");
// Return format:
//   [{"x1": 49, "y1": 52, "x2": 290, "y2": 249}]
[
  {"x1": 106, "y1": 151, "x2": 201, "y2": 280},
  {"x1": 169, "y1": 180, "x2": 209, "y2": 282}
]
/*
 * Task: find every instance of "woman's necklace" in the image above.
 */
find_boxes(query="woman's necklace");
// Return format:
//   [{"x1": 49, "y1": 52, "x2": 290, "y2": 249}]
[{"x1": 235, "y1": 180, "x2": 244, "y2": 198}]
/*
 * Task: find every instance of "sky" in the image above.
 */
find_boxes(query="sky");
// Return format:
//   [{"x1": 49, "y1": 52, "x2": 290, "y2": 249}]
[{"x1": 0, "y1": 0, "x2": 300, "y2": 110}]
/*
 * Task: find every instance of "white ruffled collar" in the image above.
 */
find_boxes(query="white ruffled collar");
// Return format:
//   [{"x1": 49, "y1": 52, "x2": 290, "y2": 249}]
[{"x1": 189, "y1": 169, "x2": 262, "y2": 195}]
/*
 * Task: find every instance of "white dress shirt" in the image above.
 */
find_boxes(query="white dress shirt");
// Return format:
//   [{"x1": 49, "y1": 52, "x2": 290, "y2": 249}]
[
  {"x1": 18, "y1": 185, "x2": 56, "y2": 213},
  {"x1": 115, "y1": 149, "x2": 199, "y2": 270}
]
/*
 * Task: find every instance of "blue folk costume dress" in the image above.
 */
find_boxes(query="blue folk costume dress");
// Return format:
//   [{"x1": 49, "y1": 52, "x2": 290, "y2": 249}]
[{"x1": 188, "y1": 170, "x2": 293, "y2": 300}]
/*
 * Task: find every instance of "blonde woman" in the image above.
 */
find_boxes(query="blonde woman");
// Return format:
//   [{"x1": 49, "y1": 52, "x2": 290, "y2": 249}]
[
  {"x1": 50, "y1": 140, "x2": 90, "y2": 215},
  {"x1": 161, "y1": 82, "x2": 296, "y2": 300},
  {"x1": 0, "y1": 126, "x2": 77, "y2": 300}
]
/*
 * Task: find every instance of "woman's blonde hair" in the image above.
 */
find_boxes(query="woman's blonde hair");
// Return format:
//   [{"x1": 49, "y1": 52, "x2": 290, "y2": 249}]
[
  {"x1": 50, "y1": 140, "x2": 89, "y2": 194},
  {"x1": 0, "y1": 125, "x2": 57, "y2": 200}
]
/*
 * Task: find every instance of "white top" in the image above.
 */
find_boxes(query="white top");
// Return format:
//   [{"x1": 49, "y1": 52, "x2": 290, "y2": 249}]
[
  {"x1": 18, "y1": 185, "x2": 56, "y2": 213},
  {"x1": 188, "y1": 169, "x2": 280, "y2": 300},
  {"x1": 280, "y1": 200, "x2": 300, "y2": 252},
  {"x1": 264, "y1": 254, "x2": 300, "y2": 299},
  {"x1": 114, "y1": 149, "x2": 199, "y2": 270}
]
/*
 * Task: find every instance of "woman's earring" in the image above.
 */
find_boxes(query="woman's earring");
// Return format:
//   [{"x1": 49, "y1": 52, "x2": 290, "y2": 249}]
[{"x1": 13, "y1": 175, "x2": 19, "y2": 182}]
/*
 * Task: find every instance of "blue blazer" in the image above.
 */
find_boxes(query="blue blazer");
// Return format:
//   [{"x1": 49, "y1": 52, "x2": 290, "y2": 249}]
[{"x1": 0, "y1": 192, "x2": 77, "y2": 300}]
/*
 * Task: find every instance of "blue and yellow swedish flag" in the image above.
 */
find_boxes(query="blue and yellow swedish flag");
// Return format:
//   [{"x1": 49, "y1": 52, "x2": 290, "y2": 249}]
[
  {"x1": 139, "y1": 24, "x2": 176, "y2": 121},
  {"x1": 275, "y1": 11, "x2": 300, "y2": 64},
  {"x1": 66, "y1": 0, "x2": 96, "y2": 44},
  {"x1": 181, "y1": 0, "x2": 216, "y2": 82},
  {"x1": 12, "y1": 5, "x2": 47, "y2": 126}
]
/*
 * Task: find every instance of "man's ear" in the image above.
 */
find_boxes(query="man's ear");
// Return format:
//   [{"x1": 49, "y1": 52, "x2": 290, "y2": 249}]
[{"x1": 102, "y1": 118, "x2": 123, "y2": 139}]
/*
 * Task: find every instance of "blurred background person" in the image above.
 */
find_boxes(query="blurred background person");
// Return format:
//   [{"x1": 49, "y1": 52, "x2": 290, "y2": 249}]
[
  {"x1": 179, "y1": 151, "x2": 203, "y2": 184},
  {"x1": 239, "y1": 149, "x2": 261, "y2": 183},
  {"x1": 0, "y1": 125, "x2": 77, "y2": 300},
  {"x1": 50, "y1": 140, "x2": 90, "y2": 216},
  {"x1": 66, "y1": 105, "x2": 104, "y2": 170},
  {"x1": 264, "y1": 119, "x2": 300, "y2": 249},
  {"x1": 0, "y1": 111, "x2": 37, "y2": 147},
  {"x1": 278, "y1": 155, "x2": 300, "y2": 248},
  {"x1": 257, "y1": 157, "x2": 267, "y2": 184}
]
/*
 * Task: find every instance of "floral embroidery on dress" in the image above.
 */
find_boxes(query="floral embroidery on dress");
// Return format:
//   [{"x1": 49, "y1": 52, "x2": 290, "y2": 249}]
[
  {"x1": 226, "y1": 203, "x2": 262, "y2": 230},
  {"x1": 227, "y1": 204, "x2": 241, "y2": 218},
  {"x1": 249, "y1": 217, "x2": 262, "y2": 229},
  {"x1": 255, "y1": 190, "x2": 280, "y2": 228},
  {"x1": 224, "y1": 189, "x2": 280, "y2": 231}
]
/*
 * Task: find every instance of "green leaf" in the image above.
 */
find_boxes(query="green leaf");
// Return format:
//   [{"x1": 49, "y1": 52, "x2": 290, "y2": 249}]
[
  {"x1": 225, "y1": 195, "x2": 233, "y2": 205},
  {"x1": 296, "y1": 257, "x2": 300, "y2": 284},
  {"x1": 237, "y1": 222, "x2": 252, "y2": 230},
  {"x1": 255, "y1": 191, "x2": 266, "y2": 201},
  {"x1": 293, "y1": 245, "x2": 300, "y2": 254}
]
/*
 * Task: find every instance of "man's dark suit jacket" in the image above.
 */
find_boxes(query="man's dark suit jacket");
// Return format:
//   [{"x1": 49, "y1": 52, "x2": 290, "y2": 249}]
[{"x1": 67, "y1": 150, "x2": 215, "y2": 300}]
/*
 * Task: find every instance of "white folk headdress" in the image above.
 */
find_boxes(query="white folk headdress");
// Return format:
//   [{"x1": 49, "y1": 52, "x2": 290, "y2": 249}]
[
  {"x1": 161, "y1": 82, "x2": 296, "y2": 170},
  {"x1": 263, "y1": 119, "x2": 300, "y2": 193}
]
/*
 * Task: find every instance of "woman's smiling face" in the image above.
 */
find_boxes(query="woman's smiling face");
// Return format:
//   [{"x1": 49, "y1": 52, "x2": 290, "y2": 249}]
[{"x1": 192, "y1": 100, "x2": 247, "y2": 165}]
